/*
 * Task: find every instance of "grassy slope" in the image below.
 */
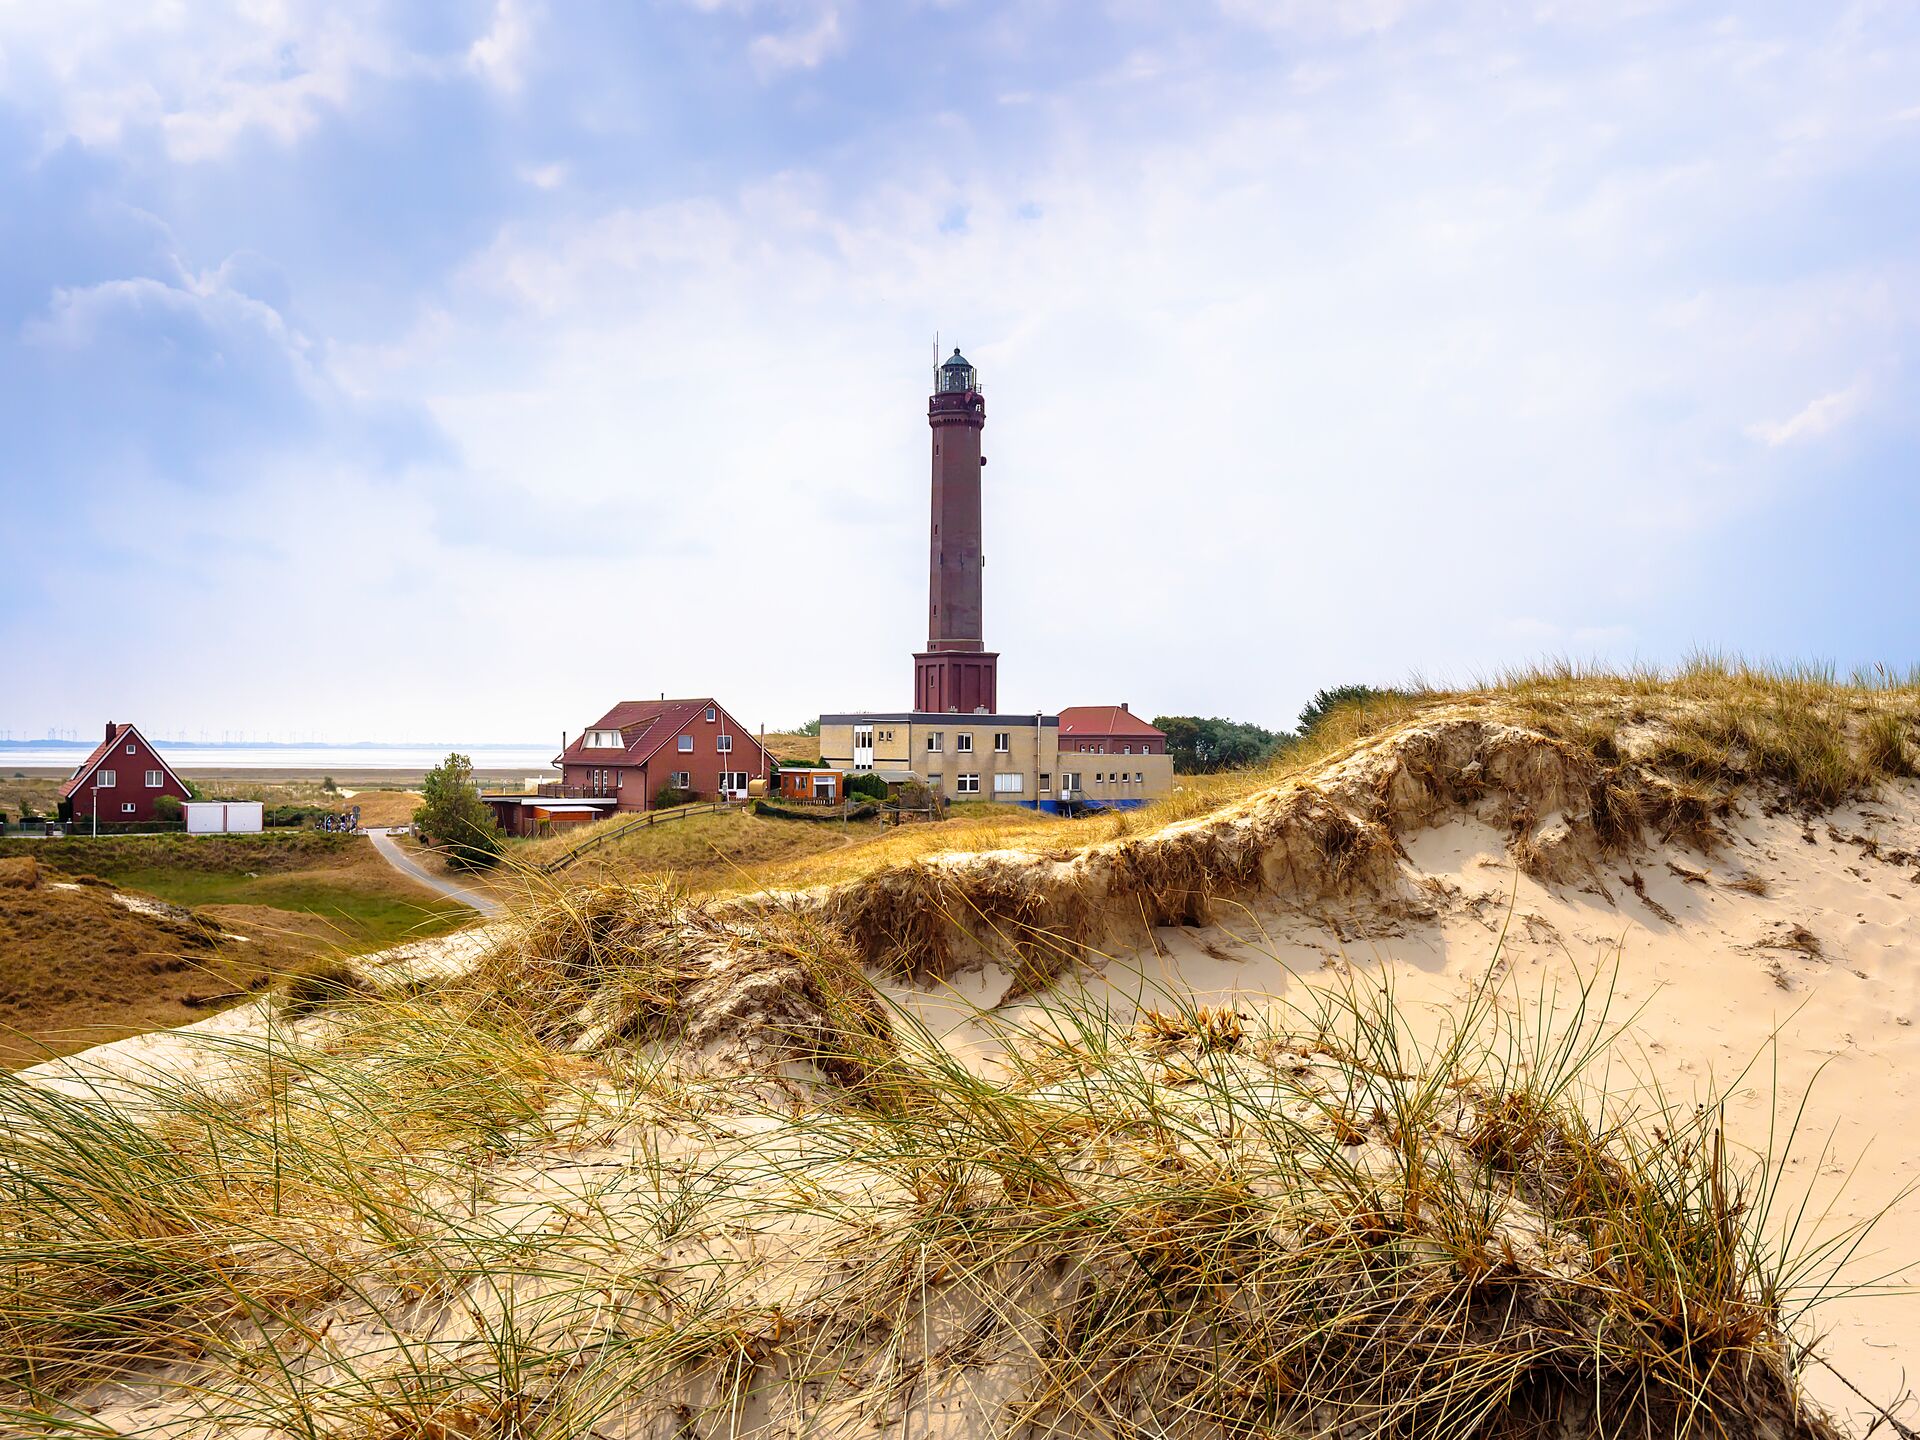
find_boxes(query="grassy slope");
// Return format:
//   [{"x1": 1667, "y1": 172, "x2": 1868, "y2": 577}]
[{"x1": 1, "y1": 832, "x2": 472, "y2": 954}]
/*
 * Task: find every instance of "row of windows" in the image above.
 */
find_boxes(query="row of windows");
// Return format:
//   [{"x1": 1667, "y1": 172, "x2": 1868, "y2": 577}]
[
  {"x1": 92, "y1": 770, "x2": 166, "y2": 788},
  {"x1": 676, "y1": 733, "x2": 732, "y2": 752},
  {"x1": 925, "y1": 731, "x2": 1014, "y2": 754},
  {"x1": 936, "y1": 772, "x2": 1045, "y2": 793},
  {"x1": 951, "y1": 773, "x2": 1038, "y2": 794},
  {"x1": 1070, "y1": 742, "x2": 1156, "y2": 755}
]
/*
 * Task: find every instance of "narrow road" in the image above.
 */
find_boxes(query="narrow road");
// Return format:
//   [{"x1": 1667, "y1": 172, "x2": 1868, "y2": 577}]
[{"x1": 365, "y1": 828, "x2": 503, "y2": 917}]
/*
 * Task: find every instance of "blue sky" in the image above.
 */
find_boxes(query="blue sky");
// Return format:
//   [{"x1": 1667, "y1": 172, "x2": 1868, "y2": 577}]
[{"x1": 1, "y1": 1, "x2": 1916, "y2": 742}]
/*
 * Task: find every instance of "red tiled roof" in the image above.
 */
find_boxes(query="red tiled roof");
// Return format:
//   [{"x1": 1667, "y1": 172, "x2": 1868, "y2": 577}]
[
  {"x1": 59, "y1": 722, "x2": 186, "y2": 800},
  {"x1": 556, "y1": 698, "x2": 718, "y2": 768},
  {"x1": 1056, "y1": 705, "x2": 1165, "y2": 740},
  {"x1": 60, "y1": 724, "x2": 131, "y2": 800}
]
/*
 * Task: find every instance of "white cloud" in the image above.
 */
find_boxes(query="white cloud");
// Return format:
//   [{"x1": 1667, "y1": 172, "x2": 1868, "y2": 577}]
[
  {"x1": 0, "y1": 1, "x2": 503, "y2": 159},
  {"x1": 1748, "y1": 383, "x2": 1867, "y2": 447},
  {"x1": 748, "y1": 4, "x2": 843, "y2": 74},
  {"x1": 355, "y1": 14, "x2": 1918, "y2": 730},
  {"x1": 469, "y1": 0, "x2": 536, "y2": 95}
]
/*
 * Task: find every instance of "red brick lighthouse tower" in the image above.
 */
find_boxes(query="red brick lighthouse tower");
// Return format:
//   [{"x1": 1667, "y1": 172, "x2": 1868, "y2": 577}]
[{"x1": 915, "y1": 348, "x2": 998, "y2": 714}]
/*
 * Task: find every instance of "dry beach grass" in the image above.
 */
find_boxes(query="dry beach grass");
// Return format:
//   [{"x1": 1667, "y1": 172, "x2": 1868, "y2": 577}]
[{"x1": 8, "y1": 660, "x2": 1920, "y2": 1436}]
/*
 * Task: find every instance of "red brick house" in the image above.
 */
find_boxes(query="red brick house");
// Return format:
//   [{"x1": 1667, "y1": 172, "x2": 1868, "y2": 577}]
[
  {"x1": 555, "y1": 698, "x2": 769, "y2": 810},
  {"x1": 1055, "y1": 704, "x2": 1167, "y2": 757},
  {"x1": 59, "y1": 722, "x2": 191, "y2": 825}
]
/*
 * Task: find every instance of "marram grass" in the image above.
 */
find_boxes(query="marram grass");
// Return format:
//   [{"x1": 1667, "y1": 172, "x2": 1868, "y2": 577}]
[{"x1": 0, "y1": 906, "x2": 1885, "y2": 1439}]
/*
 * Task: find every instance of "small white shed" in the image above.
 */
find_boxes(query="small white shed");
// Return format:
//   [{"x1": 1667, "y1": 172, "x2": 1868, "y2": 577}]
[{"x1": 184, "y1": 801, "x2": 264, "y2": 835}]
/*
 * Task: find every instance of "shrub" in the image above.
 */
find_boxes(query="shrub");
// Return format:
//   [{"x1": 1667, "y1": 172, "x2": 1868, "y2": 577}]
[
  {"x1": 846, "y1": 772, "x2": 890, "y2": 801},
  {"x1": 1297, "y1": 683, "x2": 1398, "y2": 737},
  {"x1": 653, "y1": 784, "x2": 695, "y2": 809},
  {"x1": 152, "y1": 795, "x2": 183, "y2": 823}
]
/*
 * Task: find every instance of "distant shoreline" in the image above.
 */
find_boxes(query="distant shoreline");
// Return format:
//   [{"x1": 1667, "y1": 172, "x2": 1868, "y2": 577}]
[
  {"x1": 6, "y1": 766, "x2": 553, "y2": 785},
  {"x1": 0, "y1": 740, "x2": 551, "y2": 751}
]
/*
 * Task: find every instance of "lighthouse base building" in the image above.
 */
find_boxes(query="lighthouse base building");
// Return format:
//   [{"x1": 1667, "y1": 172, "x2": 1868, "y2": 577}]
[
  {"x1": 817, "y1": 706, "x2": 1171, "y2": 813},
  {"x1": 815, "y1": 346, "x2": 1172, "y2": 812}
]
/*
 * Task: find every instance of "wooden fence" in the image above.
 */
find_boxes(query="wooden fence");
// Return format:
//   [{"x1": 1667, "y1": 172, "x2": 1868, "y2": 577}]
[{"x1": 539, "y1": 801, "x2": 726, "y2": 874}]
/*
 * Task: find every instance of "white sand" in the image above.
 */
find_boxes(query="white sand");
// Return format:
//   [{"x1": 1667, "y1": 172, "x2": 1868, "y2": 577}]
[{"x1": 888, "y1": 796, "x2": 1920, "y2": 1432}]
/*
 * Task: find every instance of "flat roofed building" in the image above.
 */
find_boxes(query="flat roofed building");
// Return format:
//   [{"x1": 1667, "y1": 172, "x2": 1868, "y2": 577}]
[{"x1": 816, "y1": 711, "x2": 1166, "y2": 813}]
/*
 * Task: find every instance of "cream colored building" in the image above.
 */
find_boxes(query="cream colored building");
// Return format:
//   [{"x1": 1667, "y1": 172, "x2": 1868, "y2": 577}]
[{"x1": 817, "y1": 710, "x2": 1174, "y2": 811}]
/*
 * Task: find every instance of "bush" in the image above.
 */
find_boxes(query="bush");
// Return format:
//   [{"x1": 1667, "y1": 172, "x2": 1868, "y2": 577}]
[
  {"x1": 653, "y1": 785, "x2": 695, "y2": 809},
  {"x1": 1297, "y1": 683, "x2": 1399, "y2": 737},
  {"x1": 152, "y1": 795, "x2": 183, "y2": 823},
  {"x1": 846, "y1": 772, "x2": 890, "y2": 801},
  {"x1": 412, "y1": 753, "x2": 504, "y2": 871}
]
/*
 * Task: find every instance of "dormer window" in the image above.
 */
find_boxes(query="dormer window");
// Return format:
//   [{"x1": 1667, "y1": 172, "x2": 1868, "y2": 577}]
[
  {"x1": 586, "y1": 729, "x2": 623, "y2": 748},
  {"x1": 705, "y1": 707, "x2": 717, "y2": 723}
]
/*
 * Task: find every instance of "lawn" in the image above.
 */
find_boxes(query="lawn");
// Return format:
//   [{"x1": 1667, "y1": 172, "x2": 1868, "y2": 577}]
[{"x1": 3, "y1": 832, "x2": 473, "y2": 953}]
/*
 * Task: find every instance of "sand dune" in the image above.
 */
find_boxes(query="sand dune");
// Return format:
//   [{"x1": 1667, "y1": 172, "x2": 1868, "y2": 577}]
[{"x1": 13, "y1": 696, "x2": 1920, "y2": 1436}]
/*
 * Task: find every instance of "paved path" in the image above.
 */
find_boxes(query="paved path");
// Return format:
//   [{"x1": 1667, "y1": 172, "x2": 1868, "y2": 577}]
[{"x1": 365, "y1": 828, "x2": 503, "y2": 917}]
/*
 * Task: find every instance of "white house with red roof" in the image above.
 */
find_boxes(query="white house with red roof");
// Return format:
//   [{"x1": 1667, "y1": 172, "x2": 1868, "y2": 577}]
[
  {"x1": 555, "y1": 697, "x2": 769, "y2": 811},
  {"x1": 59, "y1": 722, "x2": 191, "y2": 826}
]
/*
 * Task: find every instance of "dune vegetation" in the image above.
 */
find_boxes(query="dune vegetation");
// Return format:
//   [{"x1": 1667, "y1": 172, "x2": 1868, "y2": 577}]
[{"x1": 7, "y1": 659, "x2": 1920, "y2": 1436}]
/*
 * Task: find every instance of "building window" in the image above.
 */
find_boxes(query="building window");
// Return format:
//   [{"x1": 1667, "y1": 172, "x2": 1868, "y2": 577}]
[
  {"x1": 618, "y1": 771, "x2": 624, "y2": 788},
  {"x1": 678, "y1": 735, "x2": 694, "y2": 752},
  {"x1": 956, "y1": 733, "x2": 973, "y2": 753},
  {"x1": 717, "y1": 735, "x2": 732, "y2": 752},
  {"x1": 672, "y1": 771, "x2": 691, "y2": 789},
  {"x1": 1135, "y1": 772, "x2": 1144, "y2": 783},
  {"x1": 1061, "y1": 772, "x2": 1079, "y2": 794},
  {"x1": 122, "y1": 803, "x2": 135, "y2": 814},
  {"x1": 993, "y1": 732, "x2": 1010, "y2": 752},
  {"x1": 957, "y1": 774, "x2": 980, "y2": 794},
  {"x1": 145, "y1": 770, "x2": 163, "y2": 787},
  {"x1": 126, "y1": 743, "x2": 137, "y2": 754},
  {"x1": 993, "y1": 773, "x2": 1023, "y2": 794},
  {"x1": 927, "y1": 732, "x2": 943, "y2": 753},
  {"x1": 705, "y1": 707, "x2": 717, "y2": 723},
  {"x1": 1122, "y1": 745, "x2": 1132, "y2": 755},
  {"x1": 96, "y1": 770, "x2": 116, "y2": 788},
  {"x1": 1039, "y1": 773, "x2": 1051, "y2": 792}
]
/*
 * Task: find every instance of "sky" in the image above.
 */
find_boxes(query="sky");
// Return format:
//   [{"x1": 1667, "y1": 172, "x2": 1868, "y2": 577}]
[{"x1": 1, "y1": 1, "x2": 1916, "y2": 743}]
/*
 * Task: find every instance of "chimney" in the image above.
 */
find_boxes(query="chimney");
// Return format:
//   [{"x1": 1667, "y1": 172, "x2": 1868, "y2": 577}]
[
  {"x1": 105, "y1": 720, "x2": 115, "y2": 740},
  {"x1": 1120, "y1": 702, "x2": 1129, "y2": 713}
]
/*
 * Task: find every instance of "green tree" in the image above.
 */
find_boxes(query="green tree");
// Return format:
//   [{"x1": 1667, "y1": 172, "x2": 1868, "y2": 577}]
[
  {"x1": 796, "y1": 718, "x2": 822, "y2": 737},
  {"x1": 153, "y1": 794, "x2": 183, "y2": 823},
  {"x1": 1151, "y1": 715, "x2": 1286, "y2": 774},
  {"x1": 1296, "y1": 684, "x2": 1397, "y2": 738},
  {"x1": 321, "y1": 775, "x2": 338, "y2": 793},
  {"x1": 412, "y1": 753, "x2": 503, "y2": 870}
]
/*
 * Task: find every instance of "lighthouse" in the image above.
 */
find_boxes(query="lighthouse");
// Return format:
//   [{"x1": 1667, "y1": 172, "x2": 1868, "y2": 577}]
[{"x1": 914, "y1": 348, "x2": 999, "y2": 713}]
